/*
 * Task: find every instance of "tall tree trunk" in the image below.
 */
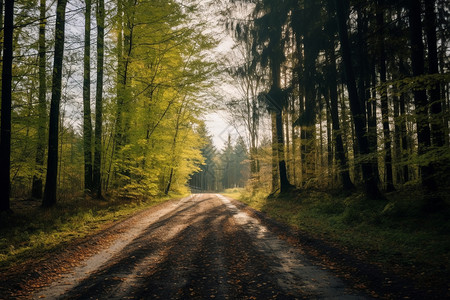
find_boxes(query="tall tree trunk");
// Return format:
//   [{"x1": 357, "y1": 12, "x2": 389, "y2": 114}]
[
  {"x1": 31, "y1": 0, "x2": 47, "y2": 199},
  {"x1": 300, "y1": 0, "x2": 319, "y2": 186},
  {"x1": 424, "y1": 0, "x2": 444, "y2": 148},
  {"x1": 0, "y1": 0, "x2": 14, "y2": 212},
  {"x1": 366, "y1": 62, "x2": 379, "y2": 182},
  {"x1": 334, "y1": 0, "x2": 382, "y2": 199},
  {"x1": 270, "y1": 64, "x2": 292, "y2": 193},
  {"x1": 408, "y1": 0, "x2": 436, "y2": 192},
  {"x1": 290, "y1": 97, "x2": 298, "y2": 186},
  {"x1": 165, "y1": 105, "x2": 183, "y2": 195},
  {"x1": 354, "y1": 7, "x2": 367, "y2": 183},
  {"x1": 377, "y1": 0, "x2": 395, "y2": 191},
  {"x1": 393, "y1": 92, "x2": 401, "y2": 184},
  {"x1": 295, "y1": 37, "x2": 305, "y2": 186},
  {"x1": 275, "y1": 110, "x2": 291, "y2": 192},
  {"x1": 326, "y1": 45, "x2": 354, "y2": 190},
  {"x1": 325, "y1": 97, "x2": 333, "y2": 185},
  {"x1": 271, "y1": 112, "x2": 279, "y2": 192},
  {"x1": 42, "y1": 0, "x2": 67, "y2": 207},
  {"x1": 285, "y1": 108, "x2": 291, "y2": 182},
  {"x1": 83, "y1": 0, "x2": 93, "y2": 193},
  {"x1": 106, "y1": 0, "x2": 123, "y2": 191},
  {"x1": 93, "y1": 0, "x2": 105, "y2": 198},
  {"x1": 398, "y1": 59, "x2": 410, "y2": 183},
  {"x1": 112, "y1": 0, "x2": 134, "y2": 187}
]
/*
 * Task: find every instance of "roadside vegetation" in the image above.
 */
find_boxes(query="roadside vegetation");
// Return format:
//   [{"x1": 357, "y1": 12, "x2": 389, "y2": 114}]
[
  {"x1": 222, "y1": 187, "x2": 450, "y2": 287},
  {"x1": 0, "y1": 195, "x2": 178, "y2": 271}
]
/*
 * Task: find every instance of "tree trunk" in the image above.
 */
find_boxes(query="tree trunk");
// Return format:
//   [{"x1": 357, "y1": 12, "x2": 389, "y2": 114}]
[
  {"x1": 42, "y1": 0, "x2": 67, "y2": 207},
  {"x1": 290, "y1": 97, "x2": 298, "y2": 186},
  {"x1": 326, "y1": 45, "x2": 354, "y2": 190},
  {"x1": 165, "y1": 105, "x2": 183, "y2": 195},
  {"x1": 270, "y1": 66, "x2": 293, "y2": 193},
  {"x1": 112, "y1": 0, "x2": 134, "y2": 187},
  {"x1": 93, "y1": 0, "x2": 105, "y2": 199},
  {"x1": 285, "y1": 107, "x2": 291, "y2": 182},
  {"x1": 165, "y1": 168, "x2": 174, "y2": 195},
  {"x1": 334, "y1": 0, "x2": 382, "y2": 199},
  {"x1": 325, "y1": 96, "x2": 333, "y2": 185},
  {"x1": 398, "y1": 59, "x2": 410, "y2": 183},
  {"x1": 275, "y1": 111, "x2": 291, "y2": 193},
  {"x1": 271, "y1": 112, "x2": 279, "y2": 192},
  {"x1": 377, "y1": 0, "x2": 395, "y2": 191},
  {"x1": 393, "y1": 92, "x2": 401, "y2": 184},
  {"x1": 31, "y1": 0, "x2": 47, "y2": 199},
  {"x1": 408, "y1": 0, "x2": 436, "y2": 192},
  {"x1": 83, "y1": 0, "x2": 93, "y2": 193},
  {"x1": 0, "y1": 0, "x2": 14, "y2": 211},
  {"x1": 424, "y1": 0, "x2": 444, "y2": 148},
  {"x1": 301, "y1": 0, "x2": 319, "y2": 186}
]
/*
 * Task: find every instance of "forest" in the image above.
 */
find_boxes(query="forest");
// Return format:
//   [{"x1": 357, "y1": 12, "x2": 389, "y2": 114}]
[
  {"x1": 206, "y1": 0, "x2": 450, "y2": 208},
  {"x1": 0, "y1": 0, "x2": 227, "y2": 210},
  {"x1": 0, "y1": 0, "x2": 449, "y2": 296},
  {"x1": 0, "y1": 0, "x2": 449, "y2": 226}
]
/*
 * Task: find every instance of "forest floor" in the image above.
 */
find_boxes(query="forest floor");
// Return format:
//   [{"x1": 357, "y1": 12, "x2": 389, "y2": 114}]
[{"x1": 0, "y1": 193, "x2": 447, "y2": 299}]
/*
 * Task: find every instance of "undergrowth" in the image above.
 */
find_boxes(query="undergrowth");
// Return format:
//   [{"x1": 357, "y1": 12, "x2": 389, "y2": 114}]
[{"x1": 0, "y1": 194, "x2": 178, "y2": 270}]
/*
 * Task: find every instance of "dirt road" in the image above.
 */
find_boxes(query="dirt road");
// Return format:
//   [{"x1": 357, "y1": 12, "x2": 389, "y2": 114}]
[{"x1": 28, "y1": 194, "x2": 368, "y2": 299}]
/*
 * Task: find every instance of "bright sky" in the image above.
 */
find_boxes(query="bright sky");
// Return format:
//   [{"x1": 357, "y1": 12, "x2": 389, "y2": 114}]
[
  {"x1": 205, "y1": 111, "x2": 242, "y2": 151},
  {"x1": 201, "y1": 1, "x2": 241, "y2": 151}
]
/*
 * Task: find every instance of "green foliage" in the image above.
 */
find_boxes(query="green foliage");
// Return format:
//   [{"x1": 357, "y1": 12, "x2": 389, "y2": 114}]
[
  {"x1": 103, "y1": 0, "x2": 217, "y2": 198},
  {"x1": 4, "y1": 0, "x2": 217, "y2": 203}
]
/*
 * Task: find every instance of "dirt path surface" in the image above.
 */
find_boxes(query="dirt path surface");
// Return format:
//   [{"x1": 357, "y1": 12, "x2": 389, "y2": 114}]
[{"x1": 9, "y1": 193, "x2": 368, "y2": 300}]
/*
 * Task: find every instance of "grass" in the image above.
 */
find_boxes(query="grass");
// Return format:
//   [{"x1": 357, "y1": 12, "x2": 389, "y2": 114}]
[
  {"x1": 0, "y1": 194, "x2": 180, "y2": 270},
  {"x1": 224, "y1": 186, "x2": 450, "y2": 283}
]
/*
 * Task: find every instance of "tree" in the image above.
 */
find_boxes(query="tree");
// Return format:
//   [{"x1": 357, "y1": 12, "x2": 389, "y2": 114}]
[
  {"x1": 42, "y1": 0, "x2": 68, "y2": 207},
  {"x1": 225, "y1": 40, "x2": 264, "y2": 184},
  {"x1": 93, "y1": 0, "x2": 105, "y2": 198},
  {"x1": 0, "y1": 0, "x2": 15, "y2": 212},
  {"x1": 189, "y1": 123, "x2": 217, "y2": 192},
  {"x1": 324, "y1": 18, "x2": 354, "y2": 190},
  {"x1": 376, "y1": 0, "x2": 395, "y2": 191},
  {"x1": 334, "y1": 0, "x2": 382, "y2": 199},
  {"x1": 31, "y1": 0, "x2": 48, "y2": 199},
  {"x1": 408, "y1": 0, "x2": 436, "y2": 192},
  {"x1": 253, "y1": 0, "x2": 293, "y2": 193},
  {"x1": 424, "y1": 0, "x2": 445, "y2": 148},
  {"x1": 83, "y1": 0, "x2": 94, "y2": 193}
]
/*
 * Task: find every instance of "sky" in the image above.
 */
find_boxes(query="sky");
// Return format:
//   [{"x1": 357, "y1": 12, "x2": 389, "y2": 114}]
[
  {"x1": 199, "y1": 1, "x2": 242, "y2": 151},
  {"x1": 204, "y1": 111, "x2": 242, "y2": 151}
]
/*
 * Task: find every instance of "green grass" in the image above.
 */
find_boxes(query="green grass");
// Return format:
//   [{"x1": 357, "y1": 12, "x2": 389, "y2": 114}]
[
  {"x1": 0, "y1": 194, "x2": 179, "y2": 270},
  {"x1": 231, "y1": 187, "x2": 450, "y2": 280},
  {"x1": 221, "y1": 187, "x2": 244, "y2": 200}
]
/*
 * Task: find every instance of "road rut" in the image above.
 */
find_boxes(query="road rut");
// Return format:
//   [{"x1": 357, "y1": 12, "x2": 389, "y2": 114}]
[{"x1": 33, "y1": 194, "x2": 368, "y2": 299}]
